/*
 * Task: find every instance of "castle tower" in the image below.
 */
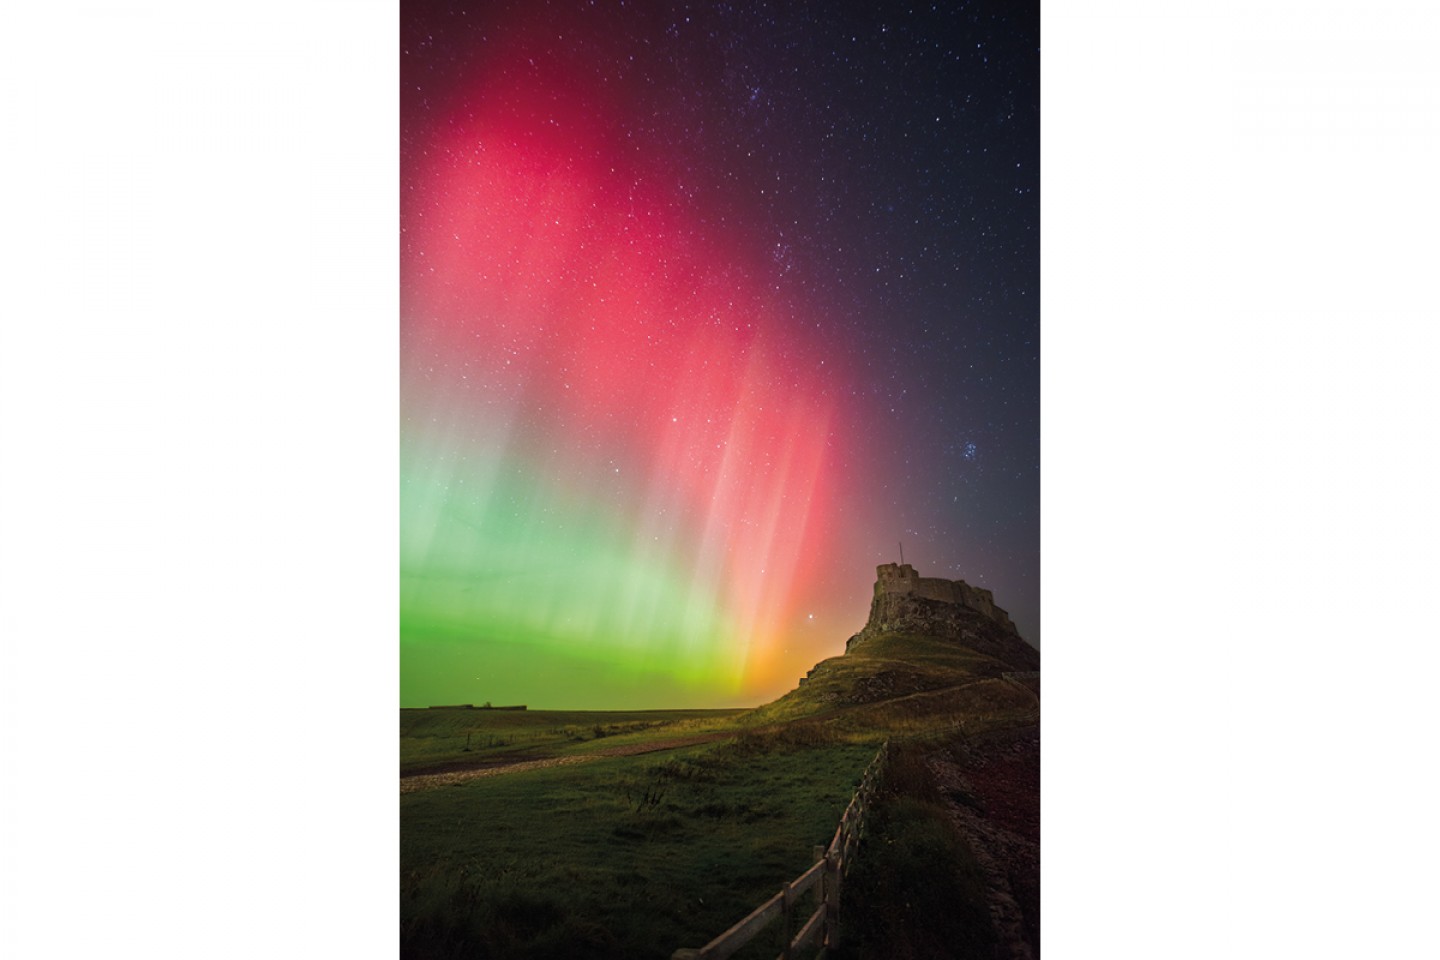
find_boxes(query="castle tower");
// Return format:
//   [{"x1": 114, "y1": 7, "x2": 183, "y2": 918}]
[{"x1": 875, "y1": 562, "x2": 919, "y2": 595}]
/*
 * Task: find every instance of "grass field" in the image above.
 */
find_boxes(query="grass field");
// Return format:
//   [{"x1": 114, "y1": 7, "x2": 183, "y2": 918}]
[
  {"x1": 401, "y1": 627, "x2": 1038, "y2": 959},
  {"x1": 401, "y1": 726, "x2": 879, "y2": 960},
  {"x1": 400, "y1": 708, "x2": 747, "y2": 774}
]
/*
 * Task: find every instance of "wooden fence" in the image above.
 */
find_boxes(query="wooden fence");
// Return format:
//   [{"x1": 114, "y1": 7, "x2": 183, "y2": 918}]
[{"x1": 670, "y1": 741, "x2": 890, "y2": 960}]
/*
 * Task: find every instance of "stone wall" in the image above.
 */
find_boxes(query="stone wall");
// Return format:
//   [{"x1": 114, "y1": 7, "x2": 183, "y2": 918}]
[
  {"x1": 875, "y1": 562, "x2": 919, "y2": 593},
  {"x1": 871, "y1": 563, "x2": 1015, "y2": 633}
]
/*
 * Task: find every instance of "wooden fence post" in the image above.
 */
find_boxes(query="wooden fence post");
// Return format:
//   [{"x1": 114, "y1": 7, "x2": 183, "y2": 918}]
[
  {"x1": 780, "y1": 883, "x2": 793, "y2": 960},
  {"x1": 823, "y1": 846, "x2": 841, "y2": 948},
  {"x1": 813, "y1": 838, "x2": 827, "y2": 955}
]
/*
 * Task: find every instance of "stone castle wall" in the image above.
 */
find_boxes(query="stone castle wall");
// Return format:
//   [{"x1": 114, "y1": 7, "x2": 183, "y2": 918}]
[
  {"x1": 873, "y1": 562, "x2": 1015, "y2": 632},
  {"x1": 845, "y1": 561, "x2": 1034, "y2": 667}
]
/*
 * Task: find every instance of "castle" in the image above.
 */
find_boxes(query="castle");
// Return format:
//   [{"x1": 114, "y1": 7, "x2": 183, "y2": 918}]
[{"x1": 873, "y1": 562, "x2": 1017, "y2": 633}]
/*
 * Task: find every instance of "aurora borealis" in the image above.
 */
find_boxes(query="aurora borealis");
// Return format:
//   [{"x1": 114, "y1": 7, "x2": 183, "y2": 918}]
[{"x1": 402, "y1": 1, "x2": 1038, "y2": 708}]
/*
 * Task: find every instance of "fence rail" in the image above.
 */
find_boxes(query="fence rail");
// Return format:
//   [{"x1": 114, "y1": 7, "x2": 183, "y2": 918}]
[{"x1": 671, "y1": 740, "x2": 889, "y2": 960}]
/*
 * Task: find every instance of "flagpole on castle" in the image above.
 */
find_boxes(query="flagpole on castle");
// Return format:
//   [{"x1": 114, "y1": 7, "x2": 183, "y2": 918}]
[{"x1": 899, "y1": 541, "x2": 904, "y2": 566}]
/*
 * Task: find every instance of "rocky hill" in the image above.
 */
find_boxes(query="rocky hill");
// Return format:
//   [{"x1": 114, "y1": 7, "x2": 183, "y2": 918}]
[
  {"x1": 846, "y1": 568, "x2": 1039, "y2": 672},
  {"x1": 749, "y1": 565, "x2": 1041, "y2": 959},
  {"x1": 750, "y1": 564, "x2": 1039, "y2": 731}
]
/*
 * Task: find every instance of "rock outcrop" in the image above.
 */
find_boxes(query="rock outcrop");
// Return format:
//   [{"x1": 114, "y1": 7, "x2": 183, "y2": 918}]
[{"x1": 845, "y1": 564, "x2": 1039, "y2": 672}]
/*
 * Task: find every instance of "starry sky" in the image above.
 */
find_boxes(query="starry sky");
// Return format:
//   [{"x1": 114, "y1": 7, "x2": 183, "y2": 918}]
[{"x1": 401, "y1": 0, "x2": 1038, "y2": 709}]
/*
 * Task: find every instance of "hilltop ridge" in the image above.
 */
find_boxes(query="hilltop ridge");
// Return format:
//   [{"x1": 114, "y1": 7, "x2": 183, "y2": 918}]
[
  {"x1": 846, "y1": 563, "x2": 1039, "y2": 671},
  {"x1": 751, "y1": 564, "x2": 1039, "y2": 730}
]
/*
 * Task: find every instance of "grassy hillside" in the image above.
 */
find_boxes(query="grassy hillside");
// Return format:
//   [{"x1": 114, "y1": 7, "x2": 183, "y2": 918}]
[{"x1": 744, "y1": 630, "x2": 1038, "y2": 737}]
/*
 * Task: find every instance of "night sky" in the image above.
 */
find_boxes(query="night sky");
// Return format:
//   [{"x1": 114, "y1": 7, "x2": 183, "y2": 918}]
[{"x1": 401, "y1": 0, "x2": 1038, "y2": 708}]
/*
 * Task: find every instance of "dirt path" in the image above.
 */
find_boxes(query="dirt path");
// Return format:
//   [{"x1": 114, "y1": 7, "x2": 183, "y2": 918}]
[{"x1": 400, "y1": 732, "x2": 734, "y2": 794}]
